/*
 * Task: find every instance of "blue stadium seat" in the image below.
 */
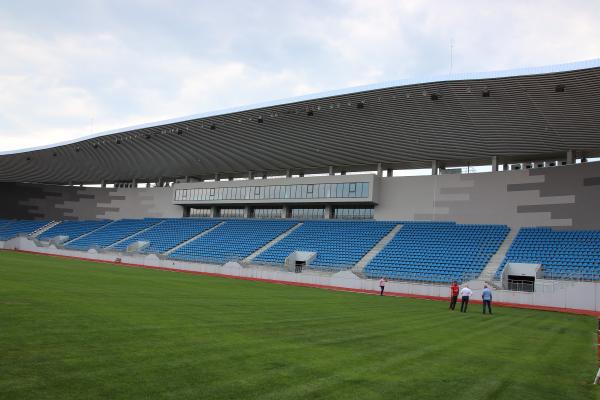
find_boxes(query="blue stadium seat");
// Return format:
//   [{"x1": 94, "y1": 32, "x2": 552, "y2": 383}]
[
  {"x1": 111, "y1": 218, "x2": 221, "y2": 254},
  {"x1": 64, "y1": 219, "x2": 163, "y2": 251},
  {"x1": 38, "y1": 220, "x2": 110, "y2": 242},
  {"x1": 494, "y1": 227, "x2": 600, "y2": 281},
  {"x1": 169, "y1": 219, "x2": 297, "y2": 264},
  {"x1": 0, "y1": 220, "x2": 51, "y2": 241},
  {"x1": 254, "y1": 220, "x2": 397, "y2": 270},
  {"x1": 363, "y1": 222, "x2": 509, "y2": 283}
]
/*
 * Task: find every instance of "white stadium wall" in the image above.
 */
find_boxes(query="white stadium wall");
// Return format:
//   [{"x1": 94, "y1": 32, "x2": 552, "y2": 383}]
[{"x1": 2, "y1": 236, "x2": 599, "y2": 312}]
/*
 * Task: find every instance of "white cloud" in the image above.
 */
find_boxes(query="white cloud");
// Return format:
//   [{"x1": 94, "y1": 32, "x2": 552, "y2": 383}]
[{"x1": 0, "y1": 0, "x2": 599, "y2": 151}]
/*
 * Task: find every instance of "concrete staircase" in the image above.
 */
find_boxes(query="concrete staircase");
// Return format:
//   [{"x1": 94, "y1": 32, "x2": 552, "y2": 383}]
[
  {"x1": 105, "y1": 219, "x2": 165, "y2": 250},
  {"x1": 29, "y1": 220, "x2": 60, "y2": 238},
  {"x1": 243, "y1": 222, "x2": 304, "y2": 263},
  {"x1": 352, "y1": 224, "x2": 403, "y2": 276},
  {"x1": 163, "y1": 221, "x2": 226, "y2": 256},
  {"x1": 477, "y1": 228, "x2": 518, "y2": 288}
]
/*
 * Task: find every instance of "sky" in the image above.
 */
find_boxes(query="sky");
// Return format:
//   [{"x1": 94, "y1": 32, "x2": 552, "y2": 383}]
[{"x1": 1, "y1": 0, "x2": 600, "y2": 152}]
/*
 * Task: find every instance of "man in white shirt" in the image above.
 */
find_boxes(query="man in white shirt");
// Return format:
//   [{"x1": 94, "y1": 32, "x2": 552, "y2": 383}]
[
  {"x1": 379, "y1": 278, "x2": 387, "y2": 296},
  {"x1": 460, "y1": 285, "x2": 473, "y2": 313}
]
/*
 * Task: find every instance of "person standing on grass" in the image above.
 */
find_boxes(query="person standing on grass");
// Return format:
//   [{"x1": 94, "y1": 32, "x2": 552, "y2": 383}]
[
  {"x1": 379, "y1": 277, "x2": 387, "y2": 296},
  {"x1": 449, "y1": 281, "x2": 459, "y2": 310},
  {"x1": 482, "y1": 285, "x2": 493, "y2": 314},
  {"x1": 460, "y1": 285, "x2": 473, "y2": 313}
]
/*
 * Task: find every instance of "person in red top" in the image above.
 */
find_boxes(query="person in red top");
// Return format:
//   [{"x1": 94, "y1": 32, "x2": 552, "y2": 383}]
[{"x1": 449, "y1": 281, "x2": 459, "y2": 310}]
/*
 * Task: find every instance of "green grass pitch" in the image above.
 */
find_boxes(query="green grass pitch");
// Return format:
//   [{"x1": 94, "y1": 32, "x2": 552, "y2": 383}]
[{"x1": 0, "y1": 251, "x2": 598, "y2": 399}]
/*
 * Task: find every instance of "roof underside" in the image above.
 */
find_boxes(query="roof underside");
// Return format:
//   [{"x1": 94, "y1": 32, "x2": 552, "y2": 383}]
[{"x1": 2, "y1": 65, "x2": 600, "y2": 184}]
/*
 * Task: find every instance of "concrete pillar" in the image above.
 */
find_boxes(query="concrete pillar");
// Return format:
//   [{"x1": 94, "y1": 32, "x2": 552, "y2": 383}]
[
  {"x1": 431, "y1": 160, "x2": 438, "y2": 175},
  {"x1": 248, "y1": 171, "x2": 254, "y2": 180},
  {"x1": 210, "y1": 206, "x2": 218, "y2": 218},
  {"x1": 566, "y1": 150, "x2": 574, "y2": 164},
  {"x1": 491, "y1": 156, "x2": 499, "y2": 172},
  {"x1": 286, "y1": 169, "x2": 292, "y2": 178},
  {"x1": 244, "y1": 205, "x2": 252, "y2": 218},
  {"x1": 100, "y1": 180, "x2": 106, "y2": 188},
  {"x1": 376, "y1": 163, "x2": 383, "y2": 177},
  {"x1": 328, "y1": 166, "x2": 334, "y2": 176},
  {"x1": 282, "y1": 205, "x2": 290, "y2": 219},
  {"x1": 387, "y1": 168, "x2": 393, "y2": 177},
  {"x1": 324, "y1": 204, "x2": 333, "y2": 219},
  {"x1": 132, "y1": 178, "x2": 137, "y2": 188},
  {"x1": 146, "y1": 182, "x2": 150, "y2": 188},
  {"x1": 214, "y1": 173, "x2": 220, "y2": 181},
  {"x1": 262, "y1": 172, "x2": 268, "y2": 179},
  {"x1": 503, "y1": 163, "x2": 508, "y2": 171},
  {"x1": 184, "y1": 176, "x2": 190, "y2": 183}
]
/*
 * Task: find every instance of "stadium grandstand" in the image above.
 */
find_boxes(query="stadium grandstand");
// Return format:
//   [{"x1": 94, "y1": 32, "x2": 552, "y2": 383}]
[{"x1": 1, "y1": 59, "x2": 600, "y2": 313}]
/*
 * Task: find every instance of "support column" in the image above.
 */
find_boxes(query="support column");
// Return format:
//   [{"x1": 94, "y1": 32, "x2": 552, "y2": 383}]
[
  {"x1": 387, "y1": 168, "x2": 393, "y2": 177},
  {"x1": 262, "y1": 172, "x2": 268, "y2": 179},
  {"x1": 248, "y1": 171, "x2": 254, "y2": 180},
  {"x1": 286, "y1": 169, "x2": 292, "y2": 178},
  {"x1": 100, "y1": 180, "x2": 106, "y2": 188},
  {"x1": 299, "y1": 172, "x2": 304, "y2": 177},
  {"x1": 228, "y1": 176, "x2": 234, "y2": 181},
  {"x1": 324, "y1": 204, "x2": 333, "y2": 219},
  {"x1": 146, "y1": 181, "x2": 150, "y2": 188},
  {"x1": 502, "y1": 163, "x2": 508, "y2": 172},
  {"x1": 431, "y1": 160, "x2": 438, "y2": 175},
  {"x1": 566, "y1": 150, "x2": 574, "y2": 165},
  {"x1": 376, "y1": 163, "x2": 383, "y2": 177},
  {"x1": 132, "y1": 178, "x2": 137, "y2": 188},
  {"x1": 210, "y1": 206, "x2": 218, "y2": 218},
  {"x1": 244, "y1": 205, "x2": 252, "y2": 218},
  {"x1": 214, "y1": 173, "x2": 220, "y2": 181},
  {"x1": 157, "y1": 177, "x2": 163, "y2": 187},
  {"x1": 328, "y1": 166, "x2": 334, "y2": 176},
  {"x1": 340, "y1": 171, "x2": 346, "y2": 176},
  {"x1": 184, "y1": 176, "x2": 190, "y2": 183},
  {"x1": 282, "y1": 205, "x2": 290, "y2": 219},
  {"x1": 491, "y1": 156, "x2": 499, "y2": 172}
]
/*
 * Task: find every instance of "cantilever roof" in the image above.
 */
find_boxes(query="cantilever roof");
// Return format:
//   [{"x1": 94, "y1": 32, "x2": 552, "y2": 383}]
[{"x1": 1, "y1": 59, "x2": 600, "y2": 183}]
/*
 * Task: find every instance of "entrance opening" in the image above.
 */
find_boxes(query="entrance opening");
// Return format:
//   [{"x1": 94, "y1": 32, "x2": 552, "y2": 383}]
[
  {"x1": 295, "y1": 261, "x2": 305, "y2": 273},
  {"x1": 507, "y1": 275, "x2": 535, "y2": 292}
]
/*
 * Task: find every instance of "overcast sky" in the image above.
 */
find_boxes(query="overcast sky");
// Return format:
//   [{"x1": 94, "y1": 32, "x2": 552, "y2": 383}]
[{"x1": 1, "y1": 0, "x2": 599, "y2": 152}]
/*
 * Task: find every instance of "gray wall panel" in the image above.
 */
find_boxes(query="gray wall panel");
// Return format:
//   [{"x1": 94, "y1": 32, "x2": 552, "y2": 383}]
[
  {"x1": 375, "y1": 162, "x2": 600, "y2": 229},
  {"x1": 0, "y1": 183, "x2": 183, "y2": 220}
]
